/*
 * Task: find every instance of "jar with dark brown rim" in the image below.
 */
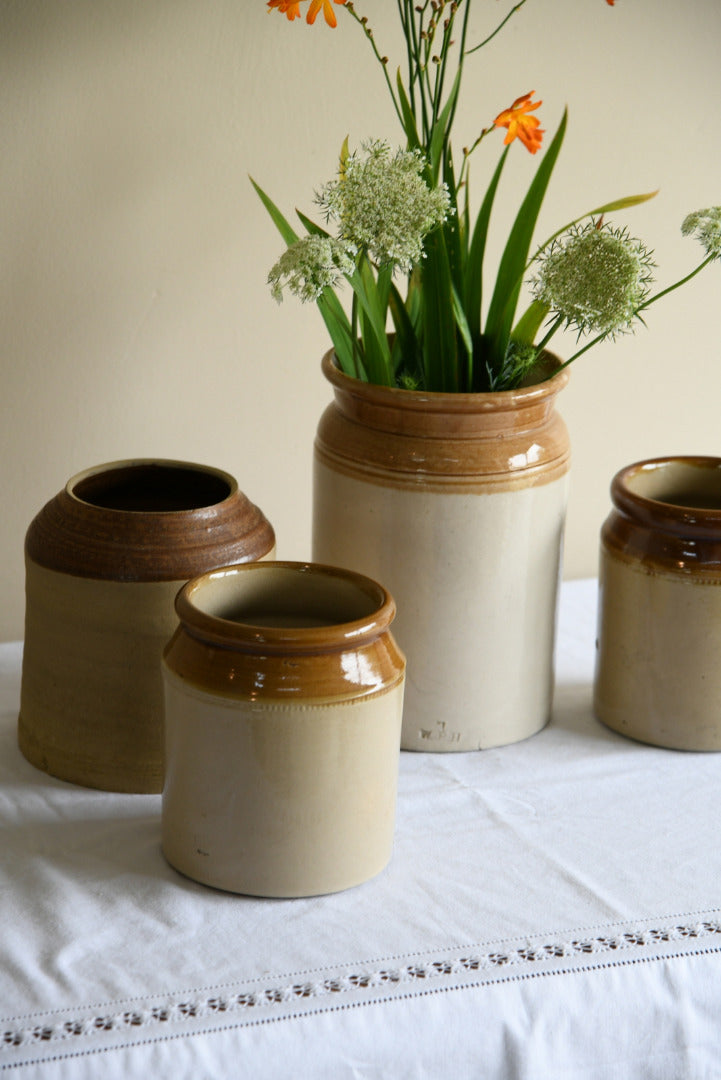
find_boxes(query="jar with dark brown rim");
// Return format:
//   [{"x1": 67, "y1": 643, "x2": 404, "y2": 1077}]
[
  {"x1": 594, "y1": 456, "x2": 721, "y2": 750},
  {"x1": 19, "y1": 459, "x2": 275, "y2": 793},
  {"x1": 162, "y1": 561, "x2": 405, "y2": 897}
]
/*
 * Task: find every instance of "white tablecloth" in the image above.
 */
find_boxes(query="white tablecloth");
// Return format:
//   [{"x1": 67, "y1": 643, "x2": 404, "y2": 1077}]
[{"x1": 1, "y1": 580, "x2": 720, "y2": 1078}]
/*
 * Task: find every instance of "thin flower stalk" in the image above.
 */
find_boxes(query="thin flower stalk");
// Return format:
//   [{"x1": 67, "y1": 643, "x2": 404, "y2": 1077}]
[{"x1": 466, "y1": 0, "x2": 528, "y2": 56}]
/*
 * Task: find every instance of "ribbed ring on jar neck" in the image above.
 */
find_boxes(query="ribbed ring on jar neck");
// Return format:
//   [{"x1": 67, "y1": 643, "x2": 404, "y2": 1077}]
[{"x1": 25, "y1": 459, "x2": 275, "y2": 581}]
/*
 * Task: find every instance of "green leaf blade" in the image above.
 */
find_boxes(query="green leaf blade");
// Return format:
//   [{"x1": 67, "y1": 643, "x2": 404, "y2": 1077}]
[
  {"x1": 250, "y1": 177, "x2": 300, "y2": 247},
  {"x1": 483, "y1": 109, "x2": 568, "y2": 376},
  {"x1": 465, "y1": 146, "x2": 509, "y2": 345},
  {"x1": 421, "y1": 229, "x2": 458, "y2": 392}
]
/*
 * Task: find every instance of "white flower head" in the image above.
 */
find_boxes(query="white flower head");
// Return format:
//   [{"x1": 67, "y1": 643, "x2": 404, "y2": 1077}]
[
  {"x1": 268, "y1": 234, "x2": 355, "y2": 304},
  {"x1": 530, "y1": 220, "x2": 656, "y2": 339},
  {"x1": 681, "y1": 207, "x2": 721, "y2": 259},
  {"x1": 316, "y1": 140, "x2": 451, "y2": 272}
]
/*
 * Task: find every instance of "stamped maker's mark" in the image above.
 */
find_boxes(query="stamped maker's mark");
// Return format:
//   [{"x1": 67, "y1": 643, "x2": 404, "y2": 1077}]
[{"x1": 419, "y1": 721, "x2": 462, "y2": 744}]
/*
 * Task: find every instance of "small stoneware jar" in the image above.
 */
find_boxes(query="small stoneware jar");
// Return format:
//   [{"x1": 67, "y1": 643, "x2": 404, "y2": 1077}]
[
  {"x1": 19, "y1": 459, "x2": 275, "y2": 793},
  {"x1": 162, "y1": 561, "x2": 405, "y2": 898},
  {"x1": 594, "y1": 456, "x2": 721, "y2": 750}
]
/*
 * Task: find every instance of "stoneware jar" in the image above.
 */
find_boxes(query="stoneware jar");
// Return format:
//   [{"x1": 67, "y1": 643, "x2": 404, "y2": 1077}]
[
  {"x1": 313, "y1": 349, "x2": 570, "y2": 752},
  {"x1": 162, "y1": 561, "x2": 405, "y2": 898},
  {"x1": 594, "y1": 456, "x2": 721, "y2": 750},
  {"x1": 19, "y1": 459, "x2": 275, "y2": 793}
]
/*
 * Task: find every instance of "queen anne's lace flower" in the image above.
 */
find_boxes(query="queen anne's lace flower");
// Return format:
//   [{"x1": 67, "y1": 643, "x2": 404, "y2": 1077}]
[
  {"x1": 268, "y1": 235, "x2": 355, "y2": 303},
  {"x1": 531, "y1": 221, "x2": 656, "y2": 339},
  {"x1": 316, "y1": 141, "x2": 451, "y2": 272},
  {"x1": 681, "y1": 207, "x2": 721, "y2": 260}
]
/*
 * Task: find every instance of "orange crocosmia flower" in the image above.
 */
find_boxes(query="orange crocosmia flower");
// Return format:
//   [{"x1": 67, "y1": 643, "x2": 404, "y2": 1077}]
[
  {"x1": 267, "y1": 0, "x2": 302, "y2": 18},
  {"x1": 306, "y1": 0, "x2": 346, "y2": 27},
  {"x1": 493, "y1": 91, "x2": 545, "y2": 155}
]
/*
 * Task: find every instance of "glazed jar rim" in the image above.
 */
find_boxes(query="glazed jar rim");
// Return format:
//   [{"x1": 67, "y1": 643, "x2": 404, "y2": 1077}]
[
  {"x1": 321, "y1": 348, "x2": 569, "y2": 412},
  {"x1": 174, "y1": 560, "x2": 397, "y2": 655},
  {"x1": 611, "y1": 456, "x2": 721, "y2": 537},
  {"x1": 66, "y1": 458, "x2": 239, "y2": 516}
]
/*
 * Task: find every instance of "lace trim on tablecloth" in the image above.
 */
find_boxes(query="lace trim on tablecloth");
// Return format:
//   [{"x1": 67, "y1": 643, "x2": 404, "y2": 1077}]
[{"x1": 3, "y1": 913, "x2": 721, "y2": 1067}]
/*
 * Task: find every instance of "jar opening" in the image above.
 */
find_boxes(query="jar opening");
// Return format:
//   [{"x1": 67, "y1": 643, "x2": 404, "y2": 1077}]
[
  {"x1": 626, "y1": 460, "x2": 721, "y2": 513},
  {"x1": 192, "y1": 567, "x2": 380, "y2": 629},
  {"x1": 72, "y1": 463, "x2": 232, "y2": 513},
  {"x1": 176, "y1": 562, "x2": 395, "y2": 653}
]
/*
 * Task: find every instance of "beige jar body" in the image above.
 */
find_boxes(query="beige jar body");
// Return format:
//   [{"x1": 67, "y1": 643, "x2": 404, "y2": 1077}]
[
  {"x1": 161, "y1": 561, "x2": 405, "y2": 898},
  {"x1": 313, "y1": 351, "x2": 570, "y2": 752},
  {"x1": 594, "y1": 456, "x2": 721, "y2": 750}
]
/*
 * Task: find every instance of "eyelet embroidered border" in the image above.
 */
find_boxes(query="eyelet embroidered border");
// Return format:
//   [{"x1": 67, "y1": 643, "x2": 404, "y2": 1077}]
[{"x1": 3, "y1": 915, "x2": 721, "y2": 1059}]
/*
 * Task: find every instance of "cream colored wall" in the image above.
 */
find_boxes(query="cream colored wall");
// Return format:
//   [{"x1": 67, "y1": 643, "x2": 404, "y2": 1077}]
[{"x1": 2, "y1": 1, "x2": 719, "y2": 642}]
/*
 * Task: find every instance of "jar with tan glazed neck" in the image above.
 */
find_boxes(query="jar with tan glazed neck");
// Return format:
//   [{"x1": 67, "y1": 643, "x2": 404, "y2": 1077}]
[
  {"x1": 161, "y1": 561, "x2": 405, "y2": 897},
  {"x1": 19, "y1": 459, "x2": 275, "y2": 793},
  {"x1": 594, "y1": 456, "x2": 721, "y2": 750},
  {"x1": 313, "y1": 350, "x2": 570, "y2": 752}
]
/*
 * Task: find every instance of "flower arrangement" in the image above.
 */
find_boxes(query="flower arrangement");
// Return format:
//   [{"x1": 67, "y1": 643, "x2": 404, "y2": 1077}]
[{"x1": 256, "y1": 1, "x2": 719, "y2": 393}]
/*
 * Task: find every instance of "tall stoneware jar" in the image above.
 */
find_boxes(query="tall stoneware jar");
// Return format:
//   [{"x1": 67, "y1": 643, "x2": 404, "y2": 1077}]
[
  {"x1": 19, "y1": 459, "x2": 275, "y2": 793},
  {"x1": 595, "y1": 456, "x2": 721, "y2": 750},
  {"x1": 162, "y1": 561, "x2": 405, "y2": 897},
  {"x1": 313, "y1": 350, "x2": 570, "y2": 752}
]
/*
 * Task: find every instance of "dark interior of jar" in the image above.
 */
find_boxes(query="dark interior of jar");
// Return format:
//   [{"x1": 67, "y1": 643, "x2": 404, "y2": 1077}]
[
  {"x1": 657, "y1": 491, "x2": 721, "y2": 510},
  {"x1": 73, "y1": 464, "x2": 232, "y2": 512},
  {"x1": 628, "y1": 461, "x2": 721, "y2": 511}
]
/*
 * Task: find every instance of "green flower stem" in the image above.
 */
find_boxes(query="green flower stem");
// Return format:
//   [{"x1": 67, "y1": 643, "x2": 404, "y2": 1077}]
[
  {"x1": 553, "y1": 330, "x2": 609, "y2": 373},
  {"x1": 345, "y1": 4, "x2": 405, "y2": 132},
  {"x1": 636, "y1": 254, "x2": 716, "y2": 313},
  {"x1": 350, "y1": 291, "x2": 361, "y2": 380},
  {"x1": 431, "y1": 3, "x2": 462, "y2": 135},
  {"x1": 466, "y1": 0, "x2": 529, "y2": 57},
  {"x1": 443, "y1": 2, "x2": 471, "y2": 143},
  {"x1": 531, "y1": 312, "x2": 565, "y2": 357},
  {"x1": 458, "y1": 126, "x2": 493, "y2": 187},
  {"x1": 431, "y1": 26, "x2": 451, "y2": 132},
  {"x1": 398, "y1": 0, "x2": 417, "y2": 120},
  {"x1": 406, "y1": 0, "x2": 430, "y2": 143}
]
